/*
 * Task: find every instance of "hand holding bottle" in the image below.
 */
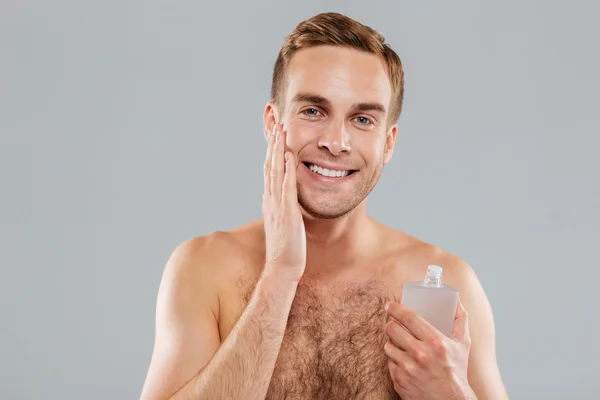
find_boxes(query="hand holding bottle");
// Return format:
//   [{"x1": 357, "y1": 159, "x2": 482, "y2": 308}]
[{"x1": 383, "y1": 300, "x2": 475, "y2": 399}]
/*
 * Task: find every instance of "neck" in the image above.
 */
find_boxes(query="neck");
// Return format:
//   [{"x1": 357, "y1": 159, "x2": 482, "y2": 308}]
[{"x1": 301, "y1": 201, "x2": 377, "y2": 278}]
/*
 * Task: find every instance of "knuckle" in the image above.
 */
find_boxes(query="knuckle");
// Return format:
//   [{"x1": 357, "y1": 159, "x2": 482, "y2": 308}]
[
  {"x1": 430, "y1": 338, "x2": 447, "y2": 357},
  {"x1": 402, "y1": 361, "x2": 416, "y2": 378},
  {"x1": 406, "y1": 340, "x2": 419, "y2": 354},
  {"x1": 413, "y1": 349, "x2": 429, "y2": 367}
]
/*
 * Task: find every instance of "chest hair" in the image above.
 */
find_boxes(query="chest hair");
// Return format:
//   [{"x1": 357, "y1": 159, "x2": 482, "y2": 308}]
[{"x1": 265, "y1": 276, "x2": 401, "y2": 400}]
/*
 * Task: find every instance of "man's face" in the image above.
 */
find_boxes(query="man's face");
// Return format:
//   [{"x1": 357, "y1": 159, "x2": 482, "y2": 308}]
[{"x1": 275, "y1": 45, "x2": 397, "y2": 219}]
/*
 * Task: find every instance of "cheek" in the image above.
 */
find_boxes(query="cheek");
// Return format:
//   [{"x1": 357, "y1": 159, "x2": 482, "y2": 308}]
[
  {"x1": 283, "y1": 119, "x2": 324, "y2": 151},
  {"x1": 352, "y1": 134, "x2": 387, "y2": 160}
]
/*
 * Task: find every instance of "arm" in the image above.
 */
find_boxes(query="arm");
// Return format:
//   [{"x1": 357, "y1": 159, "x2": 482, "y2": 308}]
[
  {"x1": 139, "y1": 236, "x2": 299, "y2": 400},
  {"x1": 454, "y1": 262, "x2": 510, "y2": 400},
  {"x1": 142, "y1": 121, "x2": 305, "y2": 399}
]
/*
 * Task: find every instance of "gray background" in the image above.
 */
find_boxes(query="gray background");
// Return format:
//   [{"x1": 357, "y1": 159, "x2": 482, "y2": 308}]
[{"x1": 1, "y1": 0, "x2": 599, "y2": 399}]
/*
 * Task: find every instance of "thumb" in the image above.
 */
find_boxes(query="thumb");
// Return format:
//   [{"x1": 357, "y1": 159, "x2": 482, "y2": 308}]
[{"x1": 451, "y1": 298, "x2": 470, "y2": 344}]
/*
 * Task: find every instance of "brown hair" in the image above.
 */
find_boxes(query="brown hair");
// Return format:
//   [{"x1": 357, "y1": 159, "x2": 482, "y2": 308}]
[{"x1": 271, "y1": 12, "x2": 405, "y2": 127}]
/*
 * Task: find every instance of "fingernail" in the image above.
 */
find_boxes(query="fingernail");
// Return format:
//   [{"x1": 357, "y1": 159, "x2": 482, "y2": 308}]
[{"x1": 384, "y1": 302, "x2": 391, "y2": 311}]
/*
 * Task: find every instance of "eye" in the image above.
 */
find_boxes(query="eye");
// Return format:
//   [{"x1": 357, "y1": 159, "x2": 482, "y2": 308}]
[
  {"x1": 354, "y1": 116, "x2": 373, "y2": 126},
  {"x1": 302, "y1": 108, "x2": 322, "y2": 117}
]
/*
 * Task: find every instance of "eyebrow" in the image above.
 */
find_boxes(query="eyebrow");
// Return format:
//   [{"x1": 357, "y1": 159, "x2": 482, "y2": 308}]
[{"x1": 291, "y1": 92, "x2": 386, "y2": 114}]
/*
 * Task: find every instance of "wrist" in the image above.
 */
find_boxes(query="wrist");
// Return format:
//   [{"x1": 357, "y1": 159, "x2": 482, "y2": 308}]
[
  {"x1": 259, "y1": 267, "x2": 302, "y2": 295},
  {"x1": 256, "y1": 269, "x2": 300, "y2": 316},
  {"x1": 262, "y1": 263, "x2": 304, "y2": 284}
]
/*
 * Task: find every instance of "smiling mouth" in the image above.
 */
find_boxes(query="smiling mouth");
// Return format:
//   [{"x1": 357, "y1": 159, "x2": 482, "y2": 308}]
[{"x1": 302, "y1": 162, "x2": 358, "y2": 178}]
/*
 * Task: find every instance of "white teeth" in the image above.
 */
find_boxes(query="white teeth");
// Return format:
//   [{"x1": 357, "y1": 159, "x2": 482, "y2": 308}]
[{"x1": 308, "y1": 163, "x2": 350, "y2": 178}]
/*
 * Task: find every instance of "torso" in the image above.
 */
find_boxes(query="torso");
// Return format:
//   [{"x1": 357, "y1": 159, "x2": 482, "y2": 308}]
[{"x1": 214, "y1": 219, "x2": 454, "y2": 400}]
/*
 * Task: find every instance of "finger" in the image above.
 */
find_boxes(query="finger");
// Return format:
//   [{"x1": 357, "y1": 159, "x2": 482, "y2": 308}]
[
  {"x1": 281, "y1": 150, "x2": 298, "y2": 208},
  {"x1": 386, "y1": 302, "x2": 438, "y2": 342},
  {"x1": 385, "y1": 342, "x2": 418, "y2": 391},
  {"x1": 263, "y1": 124, "x2": 277, "y2": 197},
  {"x1": 270, "y1": 124, "x2": 284, "y2": 205},
  {"x1": 384, "y1": 339, "x2": 414, "y2": 368},
  {"x1": 451, "y1": 297, "x2": 470, "y2": 343},
  {"x1": 384, "y1": 319, "x2": 421, "y2": 354},
  {"x1": 387, "y1": 359, "x2": 402, "y2": 393}
]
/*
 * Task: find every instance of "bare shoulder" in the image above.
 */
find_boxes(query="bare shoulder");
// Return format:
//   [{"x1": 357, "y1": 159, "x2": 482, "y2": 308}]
[
  {"x1": 160, "y1": 217, "x2": 266, "y2": 319},
  {"x1": 378, "y1": 223, "x2": 478, "y2": 289},
  {"x1": 162, "y1": 232, "x2": 241, "y2": 294},
  {"x1": 164, "y1": 218, "x2": 265, "y2": 287}
]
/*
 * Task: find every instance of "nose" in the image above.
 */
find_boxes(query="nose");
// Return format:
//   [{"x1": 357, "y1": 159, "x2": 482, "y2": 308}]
[{"x1": 317, "y1": 121, "x2": 351, "y2": 155}]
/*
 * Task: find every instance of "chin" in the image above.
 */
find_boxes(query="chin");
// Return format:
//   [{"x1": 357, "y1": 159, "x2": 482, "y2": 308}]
[
  {"x1": 301, "y1": 205, "x2": 352, "y2": 220},
  {"x1": 298, "y1": 193, "x2": 362, "y2": 220}
]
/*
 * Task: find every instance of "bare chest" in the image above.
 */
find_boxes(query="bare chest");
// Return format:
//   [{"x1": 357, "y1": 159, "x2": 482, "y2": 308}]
[{"x1": 265, "y1": 278, "x2": 401, "y2": 400}]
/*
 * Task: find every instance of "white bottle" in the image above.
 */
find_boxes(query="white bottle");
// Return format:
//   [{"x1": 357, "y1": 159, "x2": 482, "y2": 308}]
[{"x1": 400, "y1": 265, "x2": 459, "y2": 337}]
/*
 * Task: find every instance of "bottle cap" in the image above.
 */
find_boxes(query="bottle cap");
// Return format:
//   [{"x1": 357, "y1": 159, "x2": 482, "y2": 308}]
[{"x1": 427, "y1": 265, "x2": 443, "y2": 277}]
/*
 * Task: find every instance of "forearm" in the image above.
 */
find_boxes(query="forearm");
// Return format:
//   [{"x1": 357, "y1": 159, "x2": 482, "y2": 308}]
[{"x1": 170, "y1": 271, "x2": 298, "y2": 400}]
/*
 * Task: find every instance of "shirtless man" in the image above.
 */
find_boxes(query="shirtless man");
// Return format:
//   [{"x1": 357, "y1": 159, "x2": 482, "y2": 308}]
[{"x1": 140, "y1": 12, "x2": 509, "y2": 400}]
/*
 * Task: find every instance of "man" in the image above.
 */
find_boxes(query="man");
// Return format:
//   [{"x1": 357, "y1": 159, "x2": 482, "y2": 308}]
[{"x1": 140, "y1": 12, "x2": 509, "y2": 400}]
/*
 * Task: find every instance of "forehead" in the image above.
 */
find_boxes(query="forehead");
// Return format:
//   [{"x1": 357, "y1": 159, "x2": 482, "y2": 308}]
[{"x1": 284, "y1": 45, "x2": 392, "y2": 109}]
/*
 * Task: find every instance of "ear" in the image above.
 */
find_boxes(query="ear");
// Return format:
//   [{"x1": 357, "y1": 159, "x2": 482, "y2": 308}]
[
  {"x1": 383, "y1": 125, "x2": 397, "y2": 165},
  {"x1": 263, "y1": 101, "x2": 280, "y2": 142}
]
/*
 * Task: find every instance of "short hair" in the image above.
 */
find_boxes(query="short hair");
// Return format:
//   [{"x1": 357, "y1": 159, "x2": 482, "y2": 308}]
[{"x1": 271, "y1": 12, "x2": 405, "y2": 127}]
